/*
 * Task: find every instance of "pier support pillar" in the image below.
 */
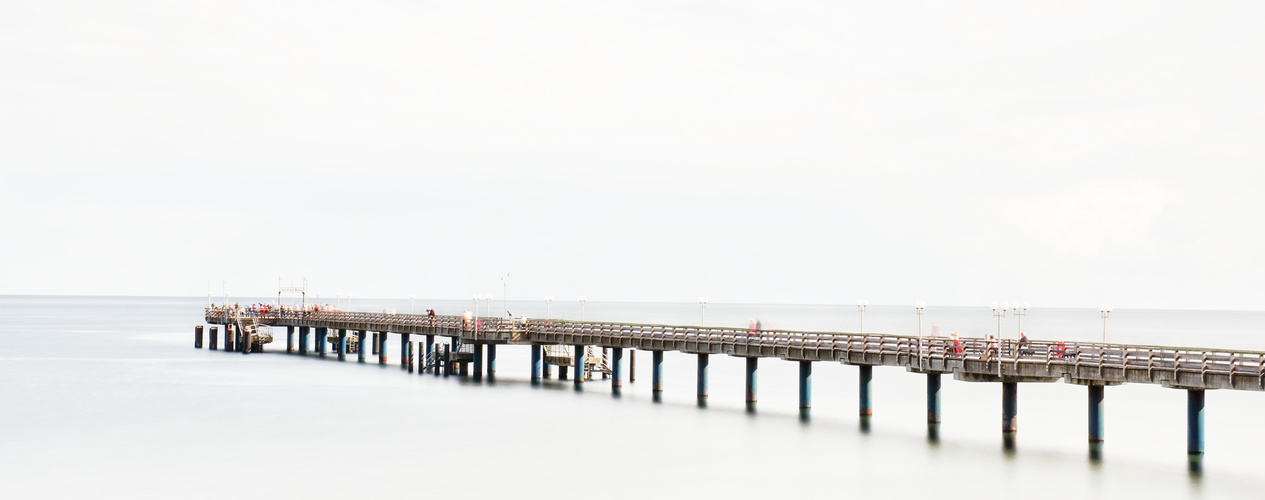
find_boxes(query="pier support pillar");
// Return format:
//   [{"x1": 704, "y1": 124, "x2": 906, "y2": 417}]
[
  {"x1": 697, "y1": 353, "x2": 709, "y2": 407},
  {"x1": 531, "y1": 345, "x2": 542, "y2": 384},
  {"x1": 574, "y1": 345, "x2": 585, "y2": 390},
  {"x1": 859, "y1": 364, "x2": 873, "y2": 413},
  {"x1": 225, "y1": 325, "x2": 235, "y2": 353},
  {"x1": 354, "y1": 331, "x2": 364, "y2": 364},
  {"x1": 285, "y1": 326, "x2": 293, "y2": 352},
  {"x1": 487, "y1": 344, "x2": 497, "y2": 379},
  {"x1": 745, "y1": 357, "x2": 758, "y2": 411},
  {"x1": 1188, "y1": 389, "x2": 1205, "y2": 473},
  {"x1": 459, "y1": 361, "x2": 468, "y2": 377},
  {"x1": 408, "y1": 342, "x2": 415, "y2": 373},
  {"x1": 544, "y1": 359, "x2": 553, "y2": 379},
  {"x1": 559, "y1": 365, "x2": 568, "y2": 381},
  {"x1": 209, "y1": 326, "x2": 219, "y2": 350},
  {"x1": 1088, "y1": 384, "x2": 1105, "y2": 460},
  {"x1": 195, "y1": 325, "x2": 204, "y2": 348},
  {"x1": 612, "y1": 348, "x2": 623, "y2": 395},
  {"x1": 473, "y1": 342, "x2": 484, "y2": 382},
  {"x1": 859, "y1": 365, "x2": 874, "y2": 431},
  {"x1": 426, "y1": 335, "x2": 435, "y2": 375},
  {"x1": 798, "y1": 361, "x2": 812, "y2": 418},
  {"x1": 928, "y1": 373, "x2": 942, "y2": 440},
  {"x1": 356, "y1": 331, "x2": 366, "y2": 363},
  {"x1": 1002, "y1": 382, "x2": 1018, "y2": 449},
  {"x1": 297, "y1": 326, "x2": 307, "y2": 354},
  {"x1": 400, "y1": 333, "x2": 410, "y2": 369},
  {"x1": 372, "y1": 333, "x2": 379, "y2": 355},
  {"x1": 378, "y1": 332, "x2": 388, "y2": 365},
  {"x1": 315, "y1": 328, "x2": 326, "y2": 357},
  {"x1": 337, "y1": 329, "x2": 348, "y2": 361},
  {"x1": 630, "y1": 350, "x2": 636, "y2": 383},
  {"x1": 651, "y1": 351, "x2": 664, "y2": 401}
]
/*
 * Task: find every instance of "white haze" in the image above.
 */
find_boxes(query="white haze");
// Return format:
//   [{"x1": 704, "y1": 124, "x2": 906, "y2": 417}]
[{"x1": 1, "y1": 1, "x2": 1263, "y2": 310}]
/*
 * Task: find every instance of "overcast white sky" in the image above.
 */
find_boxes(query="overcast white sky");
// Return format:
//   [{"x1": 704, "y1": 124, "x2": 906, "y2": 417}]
[{"x1": 1, "y1": 1, "x2": 1262, "y2": 309}]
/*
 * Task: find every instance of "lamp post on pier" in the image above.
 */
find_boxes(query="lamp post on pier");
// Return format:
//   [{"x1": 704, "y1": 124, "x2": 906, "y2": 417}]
[
  {"x1": 579, "y1": 296, "x2": 587, "y2": 321},
  {"x1": 545, "y1": 296, "x2": 553, "y2": 320},
  {"x1": 484, "y1": 295, "x2": 493, "y2": 318},
  {"x1": 857, "y1": 300, "x2": 868, "y2": 334},
  {"x1": 915, "y1": 302, "x2": 926, "y2": 369},
  {"x1": 472, "y1": 295, "x2": 480, "y2": 316},
  {"x1": 1012, "y1": 303, "x2": 1028, "y2": 337},
  {"x1": 1100, "y1": 304, "x2": 1112, "y2": 343},
  {"x1": 991, "y1": 303, "x2": 1007, "y2": 375},
  {"x1": 501, "y1": 274, "x2": 509, "y2": 318},
  {"x1": 699, "y1": 298, "x2": 708, "y2": 326},
  {"x1": 410, "y1": 295, "x2": 415, "y2": 314}
]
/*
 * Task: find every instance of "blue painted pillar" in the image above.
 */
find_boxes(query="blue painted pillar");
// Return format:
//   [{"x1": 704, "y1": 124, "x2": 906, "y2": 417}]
[
  {"x1": 651, "y1": 351, "x2": 664, "y2": 397},
  {"x1": 697, "y1": 353, "x2": 709, "y2": 406},
  {"x1": 337, "y1": 329, "x2": 348, "y2": 361},
  {"x1": 315, "y1": 328, "x2": 326, "y2": 357},
  {"x1": 1188, "y1": 389, "x2": 1205, "y2": 472},
  {"x1": 378, "y1": 332, "x2": 388, "y2": 365},
  {"x1": 798, "y1": 361, "x2": 812, "y2": 410},
  {"x1": 285, "y1": 326, "x2": 293, "y2": 352},
  {"x1": 928, "y1": 373, "x2": 942, "y2": 424},
  {"x1": 1002, "y1": 382, "x2": 1018, "y2": 434},
  {"x1": 298, "y1": 326, "x2": 308, "y2": 354},
  {"x1": 1088, "y1": 384, "x2": 1105, "y2": 460},
  {"x1": 612, "y1": 347, "x2": 623, "y2": 394},
  {"x1": 473, "y1": 342, "x2": 484, "y2": 382},
  {"x1": 531, "y1": 345, "x2": 542, "y2": 384},
  {"x1": 574, "y1": 345, "x2": 585, "y2": 389},
  {"x1": 400, "y1": 333, "x2": 410, "y2": 369},
  {"x1": 1088, "y1": 385, "x2": 1104, "y2": 443},
  {"x1": 859, "y1": 365, "x2": 873, "y2": 417},
  {"x1": 426, "y1": 335, "x2": 435, "y2": 375},
  {"x1": 487, "y1": 344, "x2": 497, "y2": 378},
  {"x1": 745, "y1": 357, "x2": 758, "y2": 406},
  {"x1": 355, "y1": 331, "x2": 366, "y2": 363}
]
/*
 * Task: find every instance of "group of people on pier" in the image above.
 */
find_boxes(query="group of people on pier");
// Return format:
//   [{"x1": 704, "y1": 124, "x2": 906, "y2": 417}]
[{"x1": 207, "y1": 302, "x2": 343, "y2": 317}]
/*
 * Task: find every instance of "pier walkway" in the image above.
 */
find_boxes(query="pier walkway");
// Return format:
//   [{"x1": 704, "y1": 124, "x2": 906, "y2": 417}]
[{"x1": 200, "y1": 308, "x2": 1259, "y2": 472}]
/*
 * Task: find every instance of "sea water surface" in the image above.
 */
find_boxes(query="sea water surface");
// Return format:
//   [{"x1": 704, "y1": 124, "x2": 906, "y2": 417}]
[{"x1": 2, "y1": 295, "x2": 1265, "y2": 499}]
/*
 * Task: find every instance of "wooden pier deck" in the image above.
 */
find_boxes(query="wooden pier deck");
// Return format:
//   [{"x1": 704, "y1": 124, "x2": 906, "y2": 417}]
[{"x1": 201, "y1": 308, "x2": 1258, "y2": 472}]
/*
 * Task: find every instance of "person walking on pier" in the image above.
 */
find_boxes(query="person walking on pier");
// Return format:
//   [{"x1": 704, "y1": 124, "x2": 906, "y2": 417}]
[{"x1": 985, "y1": 334, "x2": 999, "y2": 360}]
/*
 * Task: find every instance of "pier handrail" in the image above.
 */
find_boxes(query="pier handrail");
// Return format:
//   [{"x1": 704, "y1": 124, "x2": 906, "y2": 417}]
[{"x1": 204, "y1": 307, "x2": 1265, "y2": 389}]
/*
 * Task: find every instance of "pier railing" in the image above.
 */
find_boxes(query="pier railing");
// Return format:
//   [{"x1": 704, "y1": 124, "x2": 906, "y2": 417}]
[{"x1": 204, "y1": 308, "x2": 1265, "y2": 391}]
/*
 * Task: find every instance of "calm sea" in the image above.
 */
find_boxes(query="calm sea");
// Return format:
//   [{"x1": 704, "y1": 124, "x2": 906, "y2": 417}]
[{"x1": 3, "y1": 295, "x2": 1264, "y2": 499}]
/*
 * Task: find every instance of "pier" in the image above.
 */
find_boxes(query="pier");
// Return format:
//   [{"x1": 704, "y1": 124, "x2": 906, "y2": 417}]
[{"x1": 202, "y1": 308, "x2": 1263, "y2": 472}]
